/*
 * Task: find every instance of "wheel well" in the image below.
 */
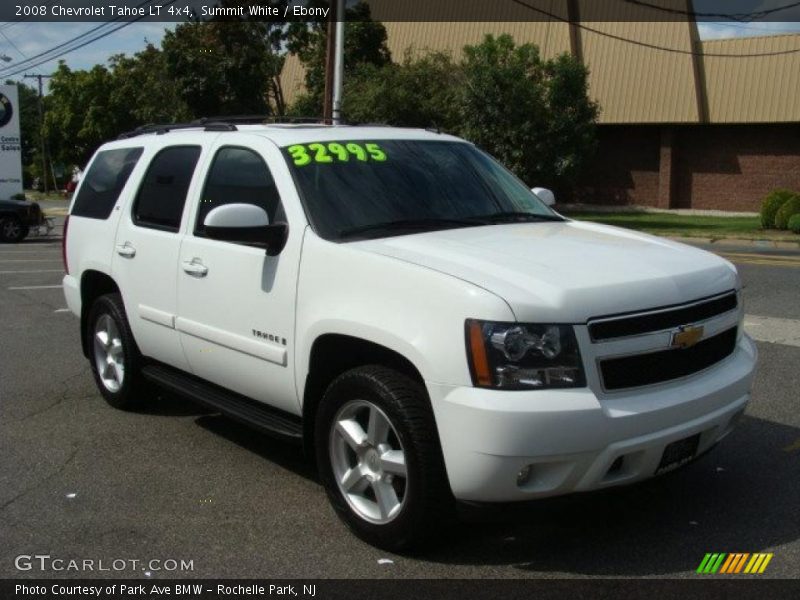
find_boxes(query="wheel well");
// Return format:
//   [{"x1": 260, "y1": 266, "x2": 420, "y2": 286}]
[
  {"x1": 302, "y1": 334, "x2": 425, "y2": 458},
  {"x1": 80, "y1": 270, "x2": 120, "y2": 357}
]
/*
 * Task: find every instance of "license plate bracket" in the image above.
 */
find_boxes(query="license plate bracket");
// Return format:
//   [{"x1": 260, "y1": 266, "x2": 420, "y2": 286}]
[{"x1": 656, "y1": 433, "x2": 700, "y2": 474}]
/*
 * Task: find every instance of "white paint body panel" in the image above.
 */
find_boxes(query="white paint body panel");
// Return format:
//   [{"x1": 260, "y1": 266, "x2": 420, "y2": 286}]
[
  {"x1": 176, "y1": 135, "x2": 304, "y2": 415},
  {"x1": 64, "y1": 125, "x2": 757, "y2": 504}
]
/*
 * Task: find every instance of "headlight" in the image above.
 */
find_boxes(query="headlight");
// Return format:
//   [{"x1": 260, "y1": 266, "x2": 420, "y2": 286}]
[{"x1": 465, "y1": 319, "x2": 585, "y2": 390}]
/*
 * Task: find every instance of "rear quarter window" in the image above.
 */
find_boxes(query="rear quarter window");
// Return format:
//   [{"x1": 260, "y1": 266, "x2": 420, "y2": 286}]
[{"x1": 71, "y1": 147, "x2": 144, "y2": 219}]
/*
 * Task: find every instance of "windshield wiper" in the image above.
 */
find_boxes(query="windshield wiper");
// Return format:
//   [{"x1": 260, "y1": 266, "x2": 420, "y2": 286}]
[
  {"x1": 339, "y1": 218, "x2": 483, "y2": 239},
  {"x1": 468, "y1": 211, "x2": 565, "y2": 223}
]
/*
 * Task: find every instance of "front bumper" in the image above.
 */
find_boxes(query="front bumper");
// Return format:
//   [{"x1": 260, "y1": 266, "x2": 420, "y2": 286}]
[{"x1": 428, "y1": 334, "x2": 757, "y2": 502}]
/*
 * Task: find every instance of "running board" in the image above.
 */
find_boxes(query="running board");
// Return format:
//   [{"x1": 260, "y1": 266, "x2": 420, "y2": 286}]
[{"x1": 142, "y1": 364, "x2": 303, "y2": 444}]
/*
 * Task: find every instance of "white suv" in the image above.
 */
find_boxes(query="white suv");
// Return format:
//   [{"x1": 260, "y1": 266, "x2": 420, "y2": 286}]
[{"x1": 62, "y1": 121, "x2": 757, "y2": 550}]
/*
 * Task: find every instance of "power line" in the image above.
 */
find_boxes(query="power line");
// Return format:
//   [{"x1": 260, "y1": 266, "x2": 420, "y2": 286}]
[
  {"x1": 625, "y1": 0, "x2": 800, "y2": 22},
  {"x1": 509, "y1": 0, "x2": 800, "y2": 57},
  {"x1": 0, "y1": 22, "x2": 118, "y2": 77},
  {"x1": 0, "y1": 2, "x2": 59, "y2": 33},
  {"x1": 0, "y1": 29, "x2": 29, "y2": 60},
  {"x1": 0, "y1": 0, "x2": 173, "y2": 78}
]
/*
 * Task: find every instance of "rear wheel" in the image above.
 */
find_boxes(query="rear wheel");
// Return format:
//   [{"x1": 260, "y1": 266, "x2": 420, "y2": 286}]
[
  {"x1": 315, "y1": 365, "x2": 453, "y2": 551},
  {"x1": 0, "y1": 217, "x2": 26, "y2": 243},
  {"x1": 87, "y1": 293, "x2": 149, "y2": 409}
]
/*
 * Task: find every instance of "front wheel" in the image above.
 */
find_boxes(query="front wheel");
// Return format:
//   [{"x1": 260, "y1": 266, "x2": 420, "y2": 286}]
[{"x1": 315, "y1": 365, "x2": 453, "y2": 551}]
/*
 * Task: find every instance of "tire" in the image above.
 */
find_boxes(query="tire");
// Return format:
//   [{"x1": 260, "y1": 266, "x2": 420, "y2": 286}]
[
  {"x1": 86, "y1": 293, "x2": 150, "y2": 410},
  {"x1": 315, "y1": 365, "x2": 454, "y2": 551},
  {"x1": 0, "y1": 216, "x2": 26, "y2": 243}
]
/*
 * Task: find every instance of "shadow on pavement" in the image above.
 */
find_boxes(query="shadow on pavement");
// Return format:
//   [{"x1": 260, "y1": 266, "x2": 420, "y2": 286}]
[
  {"x1": 195, "y1": 413, "x2": 318, "y2": 483},
  {"x1": 134, "y1": 390, "x2": 214, "y2": 417}
]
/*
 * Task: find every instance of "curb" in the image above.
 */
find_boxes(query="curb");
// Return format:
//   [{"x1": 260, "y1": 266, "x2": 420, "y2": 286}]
[{"x1": 667, "y1": 236, "x2": 800, "y2": 250}]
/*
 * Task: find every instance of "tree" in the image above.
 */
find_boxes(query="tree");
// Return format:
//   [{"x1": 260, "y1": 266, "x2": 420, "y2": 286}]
[
  {"x1": 43, "y1": 62, "x2": 119, "y2": 166},
  {"x1": 162, "y1": 2, "x2": 288, "y2": 117},
  {"x1": 287, "y1": 1, "x2": 391, "y2": 116},
  {"x1": 459, "y1": 34, "x2": 598, "y2": 188},
  {"x1": 108, "y1": 43, "x2": 191, "y2": 130},
  {"x1": 343, "y1": 51, "x2": 462, "y2": 129}
]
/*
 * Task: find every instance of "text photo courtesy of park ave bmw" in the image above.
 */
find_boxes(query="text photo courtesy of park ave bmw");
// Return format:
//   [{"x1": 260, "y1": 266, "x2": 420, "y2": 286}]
[{"x1": 1, "y1": 0, "x2": 799, "y2": 598}]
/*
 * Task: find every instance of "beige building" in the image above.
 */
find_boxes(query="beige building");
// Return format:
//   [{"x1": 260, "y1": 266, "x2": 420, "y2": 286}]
[{"x1": 280, "y1": 0, "x2": 800, "y2": 211}]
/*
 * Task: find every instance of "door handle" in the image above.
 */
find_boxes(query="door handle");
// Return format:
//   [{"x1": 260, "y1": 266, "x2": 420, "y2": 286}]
[
  {"x1": 116, "y1": 243, "x2": 136, "y2": 258},
  {"x1": 182, "y1": 259, "x2": 208, "y2": 277}
]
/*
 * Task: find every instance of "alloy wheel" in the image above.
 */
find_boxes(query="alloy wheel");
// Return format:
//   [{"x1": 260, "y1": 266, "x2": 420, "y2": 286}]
[
  {"x1": 329, "y1": 399, "x2": 408, "y2": 524},
  {"x1": 93, "y1": 314, "x2": 125, "y2": 393}
]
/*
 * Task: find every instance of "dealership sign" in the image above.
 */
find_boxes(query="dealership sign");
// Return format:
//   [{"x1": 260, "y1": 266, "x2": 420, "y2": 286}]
[{"x1": 0, "y1": 84, "x2": 23, "y2": 199}]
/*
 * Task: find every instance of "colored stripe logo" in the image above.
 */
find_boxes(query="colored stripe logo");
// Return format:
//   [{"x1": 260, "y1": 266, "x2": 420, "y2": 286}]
[{"x1": 697, "y1": 553, "x2": 773, "y2": 574}]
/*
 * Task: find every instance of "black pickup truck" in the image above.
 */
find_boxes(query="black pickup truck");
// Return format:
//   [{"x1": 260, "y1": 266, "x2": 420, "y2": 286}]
[{"x1": 0, "y1": 198, "x2": 45, "y2": 243}]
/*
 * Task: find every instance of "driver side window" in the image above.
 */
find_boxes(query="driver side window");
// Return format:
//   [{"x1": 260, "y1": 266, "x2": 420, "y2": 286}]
[{"x1": 195, "y1": 146, "x2": 285, "y2": 236}]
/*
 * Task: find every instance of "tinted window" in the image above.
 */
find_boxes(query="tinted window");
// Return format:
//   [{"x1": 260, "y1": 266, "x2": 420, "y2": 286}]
[
  {"x1": 71, "y1": 147, "x2": 143, "y2": 219},
  {"x1": 283, "y1": 140, "x2": 557, "y2": 241},
  {"x1": 133, "y1": 146, "x2": 201, "y2": 231},
  {"x1": 195, "y1": 147, "x2": 283, "y2": 235}
]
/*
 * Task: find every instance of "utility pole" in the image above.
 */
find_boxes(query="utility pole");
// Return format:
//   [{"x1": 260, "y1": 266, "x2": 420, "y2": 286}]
[
  {"x1": 323, "y1": 0, "x2": 345, "y2": 123},
  {"x1": 332, "y1": 0, "x2": 345, "y2": 124},
  {"x1": 24, "y1": 73, "x2": 52, "y2": 194}
]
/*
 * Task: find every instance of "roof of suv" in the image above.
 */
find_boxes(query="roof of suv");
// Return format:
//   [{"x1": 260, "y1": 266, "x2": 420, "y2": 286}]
[{"x1": 109, "y1": 123, "x2": 464, "y2": 150}]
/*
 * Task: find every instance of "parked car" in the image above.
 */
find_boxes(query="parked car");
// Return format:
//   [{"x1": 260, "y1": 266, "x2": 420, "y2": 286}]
[
  {"x1": 62, "y1": 121, "x2": 757, "y2": 550},
  {"x1": 0, "y1": 198, "x2": 45, "y2": 243}
]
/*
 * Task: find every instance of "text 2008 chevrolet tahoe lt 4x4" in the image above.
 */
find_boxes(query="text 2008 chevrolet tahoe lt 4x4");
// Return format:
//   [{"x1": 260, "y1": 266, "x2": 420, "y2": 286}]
[{"x1": 62, "y1": 122, "x2": 757, "y2": 550}]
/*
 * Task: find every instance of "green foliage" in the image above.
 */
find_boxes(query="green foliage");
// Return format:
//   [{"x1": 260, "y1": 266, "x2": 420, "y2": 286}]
[
  {"x1": 287, "y1": 1, "x2": 391, "y2": 116},
  {"x1": 774, "y1": 194, "x2": 800, "y2": 230},
  {"x1": 162, "y1": 19, "x2": 286, "y2": 117},
  {"x1": 459, "y1": 34, "x2": 598, "y2": 188},
  {"x1": 295, "y1": 34, "x2": 600, "y2": 190},
  {"x1": 788, "y1": 214, "x2": 800, "y2": 234},
  {"x1": 108, "y1": 44, "x2": 191, "y2": 130},
  {"x1": 343, "y1": 51, "x2": 462, "y2": 129},
  {"x1": 760, "y1": 189, "x2": 794, "y2": 229},
  {"x1": 44, "y1": 63, "x2": 119, "y2": 166},
  {"x1": 44, "y1": 48, "x2": 192, "y2": 167}
]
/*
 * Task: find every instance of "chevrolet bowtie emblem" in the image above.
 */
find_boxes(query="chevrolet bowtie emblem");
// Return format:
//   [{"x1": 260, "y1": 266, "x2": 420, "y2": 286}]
[{"x1": 672, "y1": 325, "x2": 704, "y2": 349}]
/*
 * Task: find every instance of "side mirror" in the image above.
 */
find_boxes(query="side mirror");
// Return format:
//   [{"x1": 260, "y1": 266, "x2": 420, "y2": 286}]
[
  {"x1": 532, "y1": 187, "x2": 556, "y2": 207},
  {"x1": 204, "y1": 203, "x2": 288, "y2": 257}
]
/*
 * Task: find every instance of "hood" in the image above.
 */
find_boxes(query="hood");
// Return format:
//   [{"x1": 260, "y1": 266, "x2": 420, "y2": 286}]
[{"x1": 352, "y1": 220, "x2": 739, "y2": 323}]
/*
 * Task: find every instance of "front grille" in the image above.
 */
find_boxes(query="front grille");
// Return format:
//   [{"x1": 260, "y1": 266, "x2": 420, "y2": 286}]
[
  {"x1": 589, "y1": 292, "x2": 738, "y2": 341},
  {"x1": 600, "y1": 327, "x2": 738, "y2": 391}
]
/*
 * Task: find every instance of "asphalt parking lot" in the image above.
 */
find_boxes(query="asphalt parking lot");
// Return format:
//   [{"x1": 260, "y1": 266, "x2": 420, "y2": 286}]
[{"x1": 1, "y1": 216, "x2": 798, "y2": 580}]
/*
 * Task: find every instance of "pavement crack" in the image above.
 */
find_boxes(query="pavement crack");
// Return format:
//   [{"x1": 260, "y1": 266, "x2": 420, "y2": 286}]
[
  {"x1": 0, "y1": 446, "x2": 79, "y2": 513},
  {"x1": 15, "y1": 367, "x2": 92, "y2": 421}
]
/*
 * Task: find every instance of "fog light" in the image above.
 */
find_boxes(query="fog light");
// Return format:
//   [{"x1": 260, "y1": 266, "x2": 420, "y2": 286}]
[{"x1": 516, "y1": 465, "x2": 533, "y2": 486}]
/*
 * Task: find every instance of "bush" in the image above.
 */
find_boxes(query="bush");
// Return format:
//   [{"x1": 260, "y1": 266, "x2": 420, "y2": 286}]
[
  {"x1": 774, "y1": 194, "x2": 800, "y2": 230},
  {"x1": 760, "y1": 189, "x2": 794, "y2": 229},
  {"x1": 788, "y1": 214, "x2": 800, "y2": 234}
]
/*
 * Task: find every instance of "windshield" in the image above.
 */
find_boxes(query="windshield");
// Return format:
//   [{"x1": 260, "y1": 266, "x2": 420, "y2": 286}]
[{"x1": 282, "y1": 140, "x2": 561, "y2": 241}]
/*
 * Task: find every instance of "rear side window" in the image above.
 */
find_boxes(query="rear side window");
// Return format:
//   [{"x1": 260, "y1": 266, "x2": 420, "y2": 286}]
[
  {"x1": 71, "y1": 147, "x2": 143, "y2": 219},
  {"x1": 195, "y1": 147, "x2": 283, "y2": 236},
  {"x1": 133, "y1": 146, "x2": 201, "y2": 232}
]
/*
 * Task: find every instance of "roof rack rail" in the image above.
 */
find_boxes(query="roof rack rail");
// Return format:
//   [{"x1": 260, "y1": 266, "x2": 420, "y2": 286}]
[
  {"x1": 194, "y1": 115, "x2": 334, "y2": 125},
  {"x1": 116, "y1": 114, "x2": 351, "y2": 140},
  {"x1": 117, "y1": 121, "x2": 237, "y2": 140}
]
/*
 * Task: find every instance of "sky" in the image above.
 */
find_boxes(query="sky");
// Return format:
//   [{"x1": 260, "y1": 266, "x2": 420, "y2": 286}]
[{"x1": 0, "y1": 19, "x2": 798, "y2": 88}]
